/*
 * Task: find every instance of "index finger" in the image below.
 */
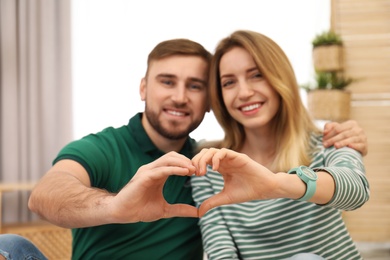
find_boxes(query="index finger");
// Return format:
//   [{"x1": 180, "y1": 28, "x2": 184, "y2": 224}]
[
  {"x1": 150, "y1": 151, "x2": 194, "y2": 169},
  {"x1": 192, "y1": 148, "x2": 220, "y2": 175}
]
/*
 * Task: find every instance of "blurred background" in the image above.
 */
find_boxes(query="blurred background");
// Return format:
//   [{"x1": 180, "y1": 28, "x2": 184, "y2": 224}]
[{"x1": 71, "y1": 0, "x2": 330, "y2": 141}]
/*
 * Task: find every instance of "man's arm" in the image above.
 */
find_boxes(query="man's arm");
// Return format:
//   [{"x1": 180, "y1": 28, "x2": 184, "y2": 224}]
[
  {"x1": 28, "y1": 152, "x2": 198, "y2": 228},
  {"x1": 323, "y1": 120, "x2": 368, "y2": 156}
]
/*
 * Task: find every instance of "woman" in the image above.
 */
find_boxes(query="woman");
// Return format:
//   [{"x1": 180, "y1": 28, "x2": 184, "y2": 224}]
[{"x1": 191, "y1": 30, "x2": 369, "y2": 260}]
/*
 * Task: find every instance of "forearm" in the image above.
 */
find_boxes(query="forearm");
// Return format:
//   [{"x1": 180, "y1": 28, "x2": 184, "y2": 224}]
[
  {"x1": 28, "y1": 172, "x2": 114, "y2": 228},
  {"x1": 276, "y1": 171, "x2": 335, "y2": 204},
  {"x1": 314, "y1": 166, "x2": 369, "y2": 210},
  {"x1": 316, "y1": 147, "x2": 369, "y2": 210},
  {"x1": 275, "y1": 148, "x2": 369, "y2": 208}
]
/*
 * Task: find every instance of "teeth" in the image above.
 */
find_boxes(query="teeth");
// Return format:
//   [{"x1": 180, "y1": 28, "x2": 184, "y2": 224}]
[
  {"x1": 167, "y1": 110, "x2": 185, "y2": 116},
  {"x1": 241, "y1": 104, "x2": 260, "y2": 112}
]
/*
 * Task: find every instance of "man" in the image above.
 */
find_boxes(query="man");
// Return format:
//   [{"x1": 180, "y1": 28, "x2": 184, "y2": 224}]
[
  {"x1": 0, "y1": 38, "x2": 367, "y2": 260},
  {"x1": 27, "y1": 39, "x2": 211, "y2": 260}
]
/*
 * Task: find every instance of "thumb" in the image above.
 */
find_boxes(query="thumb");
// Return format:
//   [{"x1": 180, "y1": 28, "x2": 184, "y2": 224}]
[{"x1": 165, "y1": 204, "x2": 199, "y2": 218}]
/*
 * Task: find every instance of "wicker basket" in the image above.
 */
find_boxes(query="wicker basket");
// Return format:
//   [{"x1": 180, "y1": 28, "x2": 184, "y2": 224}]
[
  {"x1": 307, "y1": 89, "x2": 351, "y2": 122},
  {"x1": 312, "y1": 45, "x2": 343, "y2": 71},
  {"x1": 1, "y1": 222, "x2": 72, "y2": 260},
  {"x1": 0, "y1": 183, "x2": 72, "y2": 259}
]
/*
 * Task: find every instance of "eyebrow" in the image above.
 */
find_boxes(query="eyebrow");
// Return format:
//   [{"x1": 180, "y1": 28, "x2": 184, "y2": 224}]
[
  {"x1": 247, "y1": 67, "x2": 259, "y2": 73},
  {"x1": 156, "y1": 73, "x2": 176, "y2": 79},
  {"x1": 189, "y1": 77, "x2": 207, "y2": 86},
  {"x1": 220, "y1": 67, "x2": 258, "y2": 79}
]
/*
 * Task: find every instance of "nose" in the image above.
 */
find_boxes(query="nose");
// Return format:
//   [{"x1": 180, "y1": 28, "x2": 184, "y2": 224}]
[
  {"x1": 171, "y1": 85, "x2": 188, "y2": 104},
  {"x1": 238, "y1": 81, "x2": 254, "y2": 99}
]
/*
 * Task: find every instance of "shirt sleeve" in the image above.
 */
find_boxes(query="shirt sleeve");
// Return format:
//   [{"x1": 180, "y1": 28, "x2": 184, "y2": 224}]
[
  {"x1": 313, "y1": 145, "x2": 370, "y2": 211},
  {"x1": 53, "y1": 133, "x2": 114, "y2": 189},
  {"x1": 191, "y1": 171, "x2": 240, "y2": 260}
]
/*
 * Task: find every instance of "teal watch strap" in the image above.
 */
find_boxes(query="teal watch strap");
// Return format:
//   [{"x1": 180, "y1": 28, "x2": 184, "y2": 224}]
[{"x1": 288, "y1": 166, "x2": 318, "y2": 201}]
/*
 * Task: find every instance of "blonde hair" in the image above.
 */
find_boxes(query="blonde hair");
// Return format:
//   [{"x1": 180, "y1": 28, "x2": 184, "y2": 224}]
[{"x1": 208, "y1": 30, "x2": 321, "y2": 172}]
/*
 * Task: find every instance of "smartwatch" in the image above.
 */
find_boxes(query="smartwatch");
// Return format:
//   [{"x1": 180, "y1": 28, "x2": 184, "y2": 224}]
[{"x1": 288, "y1": 166, "x2": 318, "y2": 201}]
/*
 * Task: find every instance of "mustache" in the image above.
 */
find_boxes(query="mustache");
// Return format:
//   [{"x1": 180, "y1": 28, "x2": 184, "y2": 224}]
[{"x1": 170, "y1": 102, "x2": 188, "y2": 109}]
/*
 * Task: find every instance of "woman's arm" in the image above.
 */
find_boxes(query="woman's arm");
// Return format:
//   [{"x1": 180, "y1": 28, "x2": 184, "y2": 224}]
[
  {"x1": 312, "y1": 146, "x2": 370, "y2": 210},
  {"x1": 192, "y1": 147, "x2": 369, "y2": 216}
]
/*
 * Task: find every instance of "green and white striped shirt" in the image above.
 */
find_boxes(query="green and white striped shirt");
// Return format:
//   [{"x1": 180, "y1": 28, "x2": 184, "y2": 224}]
[{"x1": 191, "y1": 134, "x2": 369, "y2": 260}]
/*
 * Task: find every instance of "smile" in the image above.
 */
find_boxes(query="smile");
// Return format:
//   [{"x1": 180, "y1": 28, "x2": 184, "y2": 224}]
[
  {"x1": 165, "y1": 109, "x2": 188, "y2": 117},
  {"x1": 240, "y1": 103, "x2": 261, "y2": 112}
]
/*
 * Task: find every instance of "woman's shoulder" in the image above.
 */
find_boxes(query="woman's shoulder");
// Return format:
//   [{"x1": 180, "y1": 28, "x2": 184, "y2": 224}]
[{"x1": 309, "y1": 132, "x2": 324, "y2": 149}]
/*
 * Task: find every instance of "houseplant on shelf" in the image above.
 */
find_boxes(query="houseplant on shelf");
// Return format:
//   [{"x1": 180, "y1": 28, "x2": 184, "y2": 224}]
[
  {"x1": 303, "y1": 71, "x2": 354, "y2": 122},
  {"x1": 312, "y1": 30, "x2": 344, "y2": 71}
]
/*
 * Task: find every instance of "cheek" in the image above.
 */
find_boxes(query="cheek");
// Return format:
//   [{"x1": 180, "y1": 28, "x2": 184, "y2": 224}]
[
  {"x1": 193, "y1": 93, "x2": 209, "y2": 111},
  {"x1": 222, "y1": 89, "x2": 234, "y2": 107},
  {"x1": 147, "y1": 87, "x2": 166, "y2": 101},
  {"x1": 222, "y1": 93, "x2": 237, "y2": 117},
  {"x1": 270, "y1": 93, "x2": 281, "y2": 115}
]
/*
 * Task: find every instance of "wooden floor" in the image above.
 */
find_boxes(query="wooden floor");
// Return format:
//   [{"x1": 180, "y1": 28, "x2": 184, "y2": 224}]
[
  {"x1": 357, "y1": 242, "x2": 390, "y2": 260},
  {"x1": 201, "y1": 243, "x2": 390, "y2": 260}
]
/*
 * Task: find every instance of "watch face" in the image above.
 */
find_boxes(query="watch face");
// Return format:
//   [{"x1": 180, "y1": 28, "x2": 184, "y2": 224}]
[{"x1": 301, "y1": 166, "x2": 317, "y2": 180}]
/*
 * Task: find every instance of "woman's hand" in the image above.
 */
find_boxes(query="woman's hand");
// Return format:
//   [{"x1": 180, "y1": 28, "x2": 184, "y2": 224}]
[{"x1": 192, "y1": 148, "x2": 280, "y2": 217}]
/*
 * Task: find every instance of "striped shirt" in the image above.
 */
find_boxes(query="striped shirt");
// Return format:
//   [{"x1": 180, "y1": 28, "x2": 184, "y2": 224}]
[{"x1": 191, "y1": 134, "x2": 370, "y2": 260}]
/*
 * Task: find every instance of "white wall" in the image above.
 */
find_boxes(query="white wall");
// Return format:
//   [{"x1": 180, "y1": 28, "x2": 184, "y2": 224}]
[{"x1": 71, "y1": 0, "x2": 330, "y2": 141}]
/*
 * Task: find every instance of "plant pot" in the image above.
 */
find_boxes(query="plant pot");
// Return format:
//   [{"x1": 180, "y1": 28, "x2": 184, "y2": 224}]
[
  {"x1": 307, "y1": 89, "x2": 351, "y2": 122},
  {"x1": 312, "y1": 45, "x2": 343, "y2": 71}
]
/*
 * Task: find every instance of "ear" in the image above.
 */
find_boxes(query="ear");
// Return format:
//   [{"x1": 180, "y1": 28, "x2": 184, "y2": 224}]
[{"x1": 140, "y1": 78, "x2": 146, "y2": 101}]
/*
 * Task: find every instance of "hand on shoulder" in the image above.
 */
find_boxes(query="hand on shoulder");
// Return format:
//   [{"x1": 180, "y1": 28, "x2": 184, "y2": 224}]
[{"x1": 323, "y1": 120, "x2": 368, "y2": 156}]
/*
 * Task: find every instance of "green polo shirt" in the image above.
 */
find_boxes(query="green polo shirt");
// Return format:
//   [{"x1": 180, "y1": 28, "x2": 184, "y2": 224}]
[{"x1": 53, "y1": 113, "x2": 203, "y2": 260}]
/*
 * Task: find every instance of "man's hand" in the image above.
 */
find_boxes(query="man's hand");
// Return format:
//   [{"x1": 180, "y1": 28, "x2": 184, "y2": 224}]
[
  {"x1": 111, "y1": 152, "x2": 198, "y2": 222},
  {"x1": 30, "y1": 152, "x2": 199, "y2": 228},
  {"x1": 323, "y1": 120, "x2": 368, "y2": 156}
]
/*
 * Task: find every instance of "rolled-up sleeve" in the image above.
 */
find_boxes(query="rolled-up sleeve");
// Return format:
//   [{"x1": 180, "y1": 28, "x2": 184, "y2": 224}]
[{"x1": 313, "y1": 146, "x2": 370, "y2": 210}]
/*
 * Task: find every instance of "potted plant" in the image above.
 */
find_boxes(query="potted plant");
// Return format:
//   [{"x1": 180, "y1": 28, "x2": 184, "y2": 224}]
[
  {"x1": 312, "y1": 30, "x2": 344, "y2": 71},
  {"x1": 303, "y1": 71, "x2": 354, "y2": 122}
]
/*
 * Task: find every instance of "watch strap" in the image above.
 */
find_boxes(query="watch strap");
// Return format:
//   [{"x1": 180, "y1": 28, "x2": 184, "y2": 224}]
[{"x1": 288, "y1": 166, "x2": 317, "y2": 201}]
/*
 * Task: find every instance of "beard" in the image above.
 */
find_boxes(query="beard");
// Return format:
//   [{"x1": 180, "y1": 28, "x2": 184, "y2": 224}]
[{"x1": 144, "y1": 104, "x2": 201, "y2": 140}]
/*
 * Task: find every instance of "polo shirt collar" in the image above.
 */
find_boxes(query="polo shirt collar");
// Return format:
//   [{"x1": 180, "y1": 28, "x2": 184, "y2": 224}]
[{"x1": 128, "y1": 113, "x2": 195, "y2": 158}]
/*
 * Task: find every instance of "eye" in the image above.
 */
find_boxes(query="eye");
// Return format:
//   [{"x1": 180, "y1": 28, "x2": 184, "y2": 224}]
[
  {"x1": 221, "y1": 79, "x2": 235, "y2": 88},
  {"x1": 252, "y1": 72, "x2": 263, "y2": 79},
  {"x1": 161, "y1": 79, "x2": 174, "y2": 86},
  {"x1": 188, "y1": 83, "x2": 203, "y2": 91}
]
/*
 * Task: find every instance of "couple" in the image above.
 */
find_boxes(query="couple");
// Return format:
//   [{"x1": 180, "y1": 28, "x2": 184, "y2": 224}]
[{"x1": 0, "y1": 30, "x2": 369, "y2": 260}]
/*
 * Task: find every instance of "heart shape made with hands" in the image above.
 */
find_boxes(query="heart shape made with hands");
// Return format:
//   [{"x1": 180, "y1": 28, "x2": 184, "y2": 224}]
[{"x1": 130, "y1": 149, "x2": 274, "y2": 221}]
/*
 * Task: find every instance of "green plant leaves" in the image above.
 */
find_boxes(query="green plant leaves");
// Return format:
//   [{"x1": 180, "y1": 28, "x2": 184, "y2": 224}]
[{"x1": 312, "y1": 31, "x2": 343, "y2": 48}]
